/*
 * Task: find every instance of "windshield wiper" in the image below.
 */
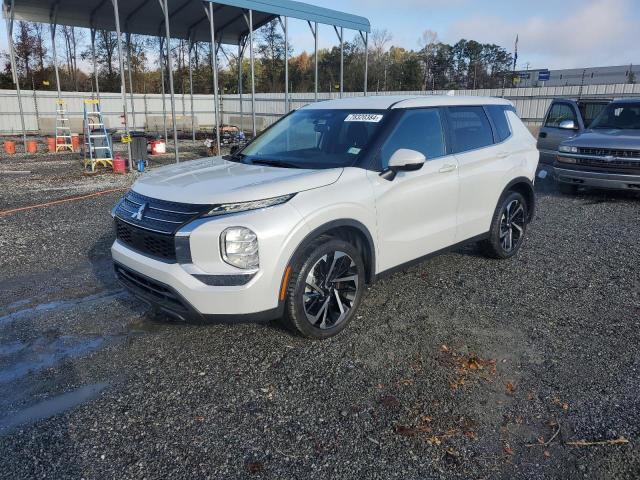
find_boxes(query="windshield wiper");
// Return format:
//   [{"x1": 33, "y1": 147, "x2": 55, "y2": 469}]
[{"x1": 250, "y1": 159, "x2": 303, "y2": 169}]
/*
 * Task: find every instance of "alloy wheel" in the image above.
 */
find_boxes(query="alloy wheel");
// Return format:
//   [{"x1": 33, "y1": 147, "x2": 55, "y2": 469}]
[
  {"x1": 499, "y1": 199, "x2": 525, "y2": 253},
  {"x1": 303, "y1": 251, "x2": 359, "y2": 330}
]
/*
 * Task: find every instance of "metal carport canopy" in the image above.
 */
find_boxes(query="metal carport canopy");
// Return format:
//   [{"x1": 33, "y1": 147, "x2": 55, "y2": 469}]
[{"x1": 8, "y1": 0, "x2": 371, "y2": 44}]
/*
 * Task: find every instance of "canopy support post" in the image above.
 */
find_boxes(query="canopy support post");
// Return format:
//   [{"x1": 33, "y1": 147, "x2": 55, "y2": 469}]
[
  {"x1": 308, "y1": 21, "x2": 318, "y2": 101},
  {"x1": 112, "y1": 0, "x2": 133, "y2": 170},
  {"x1": 159, "y1": 0, "x2": 179, "y2": 163},
  {"x1": 363, "y1": 31, "x2": 369, "y2": 95},
  {"x1": 188, "y1": 40, "x2": 195, "y2": 143},
  {"x1": 334, "y1": 26, "x2": 343, "y2": 98},
  {"x1": 159, "y1": 37, "x2": 168, "y2": 142},
  {"x1": 238, "y1": 38, "x2": 244, "y2": 134},
  {"x1": 3, "y1": 1, "x2": 27, "y2": 150},
  {"x1": 205, "y1": 2, "x2": 221, "y2": 154},
  {"x1": 126, "y1": 33, "x2": 136, "y2": 130},
  {"x1": 49, "y1": 23, "x2": 62, "y2": 100},
  {"x1": 278, "y1": 16, "x2": 289, "y2": 112},
  {"x1": 243, "y1": 10, "x2": 256, "y2": 137},
  {"x1": 90, "y1": 28, "x2": 100, "y2": 101}
]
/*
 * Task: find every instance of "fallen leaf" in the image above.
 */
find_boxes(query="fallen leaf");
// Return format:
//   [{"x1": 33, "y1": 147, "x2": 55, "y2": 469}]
[
  {"x1": 464, "y1": 430, "x2": 477, "y2": 440},
  {"x1": 504, "y1": 445, "x2": 514, "y2": 455},
  {"x1": 246, "y1": 461, "x2": 264, "y2": 474},
  {"x1": 562, "y1": 403, "x2": 569, "y2": 411},
  {"x1": 375, "y1": 383, "x2": 384, "y2": 390},
  {"x1": 544, "y1": 450, "x2": 551, "y2": 458},
  {"x1": 440, "y1": 344, "x2": 450, "y2": 352},
  {"x1": 379, "y1": 395, "x2": 400, "y2": 409},
  {"x1": 506, "y1": 382, "x2": 516, "y2": 395},
  {"x1": 468, "y1": 358, "x2": 481, "y2": 370},
  {"x1": 420, "y1": 415, "x2": 433, "y2": 423}
]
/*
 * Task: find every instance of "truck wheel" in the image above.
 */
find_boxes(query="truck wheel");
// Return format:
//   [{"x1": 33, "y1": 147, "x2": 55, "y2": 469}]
[
  {"x1": 480, "y1": 191, "x2": 528, "y2": 259},
  {"x1": 282, "y1": 236, "x2": 365, "y2": 339}
]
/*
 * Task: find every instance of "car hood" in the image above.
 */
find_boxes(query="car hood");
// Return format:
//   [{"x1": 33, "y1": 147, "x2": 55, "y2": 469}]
[
  {"x1": 562, "y1": 129, "x2": 640, "y2": 149},
  {"x1": 131, "y1": 156, "x2": 343, "y2": 204}
]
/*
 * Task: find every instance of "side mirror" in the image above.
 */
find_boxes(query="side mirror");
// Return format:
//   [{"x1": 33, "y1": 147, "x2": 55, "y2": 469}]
[
  {"x1": 380, "y1": 149, "x2": 426, "y2": 180},
  {"x1": 230, "y1": 145, "x2": 240, "y2": 155},
  {"x1": 559, "y1": 119, "x2": 577, "y2": 130}
]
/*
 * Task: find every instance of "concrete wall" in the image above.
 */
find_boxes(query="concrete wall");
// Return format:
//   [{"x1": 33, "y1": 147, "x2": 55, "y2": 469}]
[{"x1": 1, "y1": 83, "x2": 639, "y2": 135}]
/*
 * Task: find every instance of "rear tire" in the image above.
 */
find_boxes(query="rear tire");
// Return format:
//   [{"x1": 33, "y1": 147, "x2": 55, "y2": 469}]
[
  {"x1": 282, "y1": 236, "x2": 365, "y2": 339},
  {"x1": 480, "y1": 191, "x2": 528, "y2": 259},
  {"x1": 558, "y1": 182, "x2": 579, "y2": 195}
]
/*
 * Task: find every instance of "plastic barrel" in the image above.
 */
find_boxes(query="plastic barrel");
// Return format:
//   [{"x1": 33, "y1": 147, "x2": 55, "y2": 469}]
[
  {"x1": 71, "y1": 134, "x2": 80, "y2": 152},
  {"x1": 150, "y1": 140, "x2": 166, "y2": 155},
  {"x1": 47, "y1": 137, "x2": 56, "y2": 153},
  {"x1": 26, "y1": 140, "x2": 38, "y2": 154},
  {"x1": 112, "y1": 154, "x2": 126, "y2": 174},
  {"x1": 4, "y1": 141, "x2": 16, "y2": 155}
]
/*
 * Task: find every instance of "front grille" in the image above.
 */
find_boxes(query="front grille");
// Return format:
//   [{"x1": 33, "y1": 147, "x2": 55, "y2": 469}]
[
  {"x1": 577, "y1": 147, "x2": 640, "y2": 159},
  {"x1": 115, "y1": 218, "x2": 176, "y2": 261},
  {"x1": 115, "y1": 263, "x2": 189, "y2": 313},
  {"x1": 113, "y1": 191, "x2": 211, "y2": 261},
  {"x1": 114, "y1": 190, "x2": 210, "y2": 235},
  {"x1": 574, "y1": 156, "x2": 640, "y2": 171}
]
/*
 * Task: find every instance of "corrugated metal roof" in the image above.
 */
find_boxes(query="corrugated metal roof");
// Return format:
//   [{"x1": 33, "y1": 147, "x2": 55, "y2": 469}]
[{"x1": 5, "y1": 0, "x2": 370, "y2": 45}]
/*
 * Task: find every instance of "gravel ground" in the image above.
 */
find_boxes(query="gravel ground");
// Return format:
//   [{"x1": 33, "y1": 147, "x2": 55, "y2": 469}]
[{"x1": 0, "y1": 155, "x2": 638, "y2": 479}]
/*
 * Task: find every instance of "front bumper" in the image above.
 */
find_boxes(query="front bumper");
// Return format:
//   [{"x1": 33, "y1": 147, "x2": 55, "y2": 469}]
[
  {"x1": 553, "y1": 167, "x2": 640, "y2": 190},
  {"x1": 113, "y1": 260, "x2": 281, "y2": 322}
]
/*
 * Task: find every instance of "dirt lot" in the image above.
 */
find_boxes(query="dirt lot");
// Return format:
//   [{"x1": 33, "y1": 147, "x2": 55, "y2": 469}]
[{"x1": 0, "y1": 146, "x2": 638, "y2": 479}]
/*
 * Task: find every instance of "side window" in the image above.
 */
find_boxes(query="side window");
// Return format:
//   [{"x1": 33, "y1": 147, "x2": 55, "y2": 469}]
[
  {"x1": 579, "y1": 103, "x2": 607, "y2": 128},
  {"x1": 447, "y1": 106, "x2": 494, "y2": 153},
  {"x1": 486, "y1": 105, "x2": 512, "y2": 142},
  {"x1": 380, "y1": 109, "x2": 446, "y2": 168},
  {"x1": 545, "y1": 103, "x2": 577, "y2": 128}
]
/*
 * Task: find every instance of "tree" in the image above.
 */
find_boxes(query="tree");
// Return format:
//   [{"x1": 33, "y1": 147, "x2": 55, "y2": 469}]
[
  {"x1": 256, "y1": 19, "x2": 290, "y2": 92},
  {"x1": 418, "y1": 29, "x2": 438, "y2": 91}
]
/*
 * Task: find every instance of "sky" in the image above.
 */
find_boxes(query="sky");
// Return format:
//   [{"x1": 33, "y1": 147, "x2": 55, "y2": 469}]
[{"x1": 1, "y1": 0, "x2": 639, "y2": 71}]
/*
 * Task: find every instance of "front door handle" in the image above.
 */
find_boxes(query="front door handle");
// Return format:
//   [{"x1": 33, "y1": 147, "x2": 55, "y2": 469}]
[
  {"x1": 539, "y1": 132, "x2": 547, "y2": 138},
  {"x1": 439, "y1": 164, "x2": 457, "y2": 173},
  {"x1": 496, "y1": 151, "x2": 509, "y2": 159}
]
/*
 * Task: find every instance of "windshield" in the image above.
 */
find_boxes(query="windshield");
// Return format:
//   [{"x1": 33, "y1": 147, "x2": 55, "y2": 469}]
[
  {"x1": 231, "y1": 109, "x2": 386, "y2": 169},
  {"x1": 589, "y1": 103, "x2": 640, "y2": 130}
]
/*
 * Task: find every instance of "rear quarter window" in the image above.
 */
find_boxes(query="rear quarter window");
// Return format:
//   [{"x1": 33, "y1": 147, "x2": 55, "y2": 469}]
[
  {"x1": 447, "y1": 106, "x2": 494, "y2": 153},
  {"x1": 486, "y1": 105, "x2": 512, "y2": 142}
]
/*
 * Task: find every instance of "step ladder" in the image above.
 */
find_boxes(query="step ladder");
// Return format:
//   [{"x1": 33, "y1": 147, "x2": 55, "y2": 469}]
[
  {"x1": 55, "y1": 100, "x2": 73, "y2": 153},
  {"x1": 83, "y1": 99, "x2": 113, "y2": 173}
]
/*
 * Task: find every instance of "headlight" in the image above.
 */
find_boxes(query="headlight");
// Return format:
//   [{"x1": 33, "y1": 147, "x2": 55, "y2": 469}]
[
  {"x1": 204, "y1": 194, "x2": 295, "y2": 217},
  {"x1": 220, "y1": 227, "x2": 259, "y2": 269},
  {"x1": 558, "y1": 145, "x2": 578, "y2": 153}
]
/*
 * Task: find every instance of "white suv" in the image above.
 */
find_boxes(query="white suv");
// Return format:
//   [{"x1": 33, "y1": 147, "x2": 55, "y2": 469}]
[{"x1": 112, "y1": 95, "x2": 538, "y2": 338}]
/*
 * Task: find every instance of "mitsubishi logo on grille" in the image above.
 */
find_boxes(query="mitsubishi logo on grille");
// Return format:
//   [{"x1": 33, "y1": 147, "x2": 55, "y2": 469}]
[
  {"x1": 604, "y1": 155, "x2": 615, "y2": 162},
  {"x1": 132, "y1": 202, "x2": 147, "y2": 221}
]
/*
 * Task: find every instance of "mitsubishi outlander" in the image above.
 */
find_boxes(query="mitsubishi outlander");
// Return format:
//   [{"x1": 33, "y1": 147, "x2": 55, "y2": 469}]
[{"x1": 111, "y1": 95, "x2": 538, "y2": 339}]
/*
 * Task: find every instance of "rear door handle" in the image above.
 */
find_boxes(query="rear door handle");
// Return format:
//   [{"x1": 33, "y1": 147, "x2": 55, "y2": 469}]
[
  {"x1": 439, "y1": 164, "x2": 457, "y2": 173},
  {"x1": 496, "y1": 151, "x2": 509, "y2": 159}
]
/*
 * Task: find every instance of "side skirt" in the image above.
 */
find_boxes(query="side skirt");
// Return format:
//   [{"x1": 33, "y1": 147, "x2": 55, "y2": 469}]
[{"x1": 372, "y1": 232, "x2": 489, "y2": 283}]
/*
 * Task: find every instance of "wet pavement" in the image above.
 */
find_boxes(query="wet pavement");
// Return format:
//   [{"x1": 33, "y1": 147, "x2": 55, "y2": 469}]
[{"x1": 0, "y1": 157, "x2": 638, "y2": 479}]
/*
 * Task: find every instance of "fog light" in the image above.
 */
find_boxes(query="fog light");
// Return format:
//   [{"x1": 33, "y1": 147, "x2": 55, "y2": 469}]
[{"x1": 220, "y1": 227, "x2": 259, "y2": 269}]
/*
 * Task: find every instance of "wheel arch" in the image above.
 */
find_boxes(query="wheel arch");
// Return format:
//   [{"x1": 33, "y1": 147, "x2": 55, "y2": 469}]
[
  {"x1": 501, "y1": 177, "x2": 536, "y2": 222},
  {"x1": 287, "y1": 219, "x2": 376, "y2": 284}
]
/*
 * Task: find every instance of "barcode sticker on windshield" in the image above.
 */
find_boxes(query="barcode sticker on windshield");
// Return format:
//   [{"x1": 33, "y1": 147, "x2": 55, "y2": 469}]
[{"x1": 344, "y1": 113, "x2": 384, "y2": 123}]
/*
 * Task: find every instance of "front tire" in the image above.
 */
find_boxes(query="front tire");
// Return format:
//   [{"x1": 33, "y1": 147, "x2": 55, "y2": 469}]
[
  {"x1": 480, "y1": 191, "x2": 528, "y2": 259},
  {"x1": 282, "y1": 236, "x2": 365, "y2": 339}
]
